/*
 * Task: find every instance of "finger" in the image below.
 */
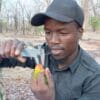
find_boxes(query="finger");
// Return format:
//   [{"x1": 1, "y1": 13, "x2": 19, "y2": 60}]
[
  {"x1": 10, "y1": 39, "x2": 19, "y2": 57},
  {"x1": 31, "y1": 71, "x2": 38, "y2": 91},
  {"x1": 4, "y1": 40, "x2": 13, "y2": 57},
  {"x1": 17, "y1": 56, "x2": 26, "y2": 63},
  {"x1": 0, "y1": 41, "x2": 6, "y2": 58},
  {"x1": 45, "y1": 68, "x2": 54, "y2": 88},
  {"x1": 15, "y1": 41, "x2": 25, "y2": 56},
  {"x1": 37, "y1": 72, "x2": 46, "y2": 86}
]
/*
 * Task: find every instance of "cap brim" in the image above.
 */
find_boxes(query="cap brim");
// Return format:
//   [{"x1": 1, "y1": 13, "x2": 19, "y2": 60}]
[
  {"x1": 31, "y1": 12, "x2": 73, "y2": 26},
  {"x1": 31, "y1": 13, "x2": 47, "y2": 26}
]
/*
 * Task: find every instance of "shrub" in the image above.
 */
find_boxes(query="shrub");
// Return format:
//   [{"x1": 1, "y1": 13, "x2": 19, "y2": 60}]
[{"x1": 89, "y1": 16, "x2": 100, "y2": 32}]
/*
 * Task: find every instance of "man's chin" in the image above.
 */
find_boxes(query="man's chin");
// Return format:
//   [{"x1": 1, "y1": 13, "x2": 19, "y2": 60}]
[
  {"x1": 50, "y1": 49, "x2": 65, "y2": 60},
  {"x1": 52, "y1": 54, "x2": 64, "y2": 60}
]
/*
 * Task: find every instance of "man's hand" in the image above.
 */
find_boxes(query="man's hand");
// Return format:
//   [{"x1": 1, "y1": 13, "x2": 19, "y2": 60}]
[
  {"x1": 0, "y1": 39, "x2": 26, "y2": 62},
  {"x1": 31, "y1": 67, "x2": 55, "y2": 100}
]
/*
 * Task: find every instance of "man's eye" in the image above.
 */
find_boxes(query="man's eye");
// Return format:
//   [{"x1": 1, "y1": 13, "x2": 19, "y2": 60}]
[
  {"x1": 60, "y1": 32, "x2": 67, "y2": 35},
  {"x1": 45, "y1": 31, "x2": 51, "y2": 34}
]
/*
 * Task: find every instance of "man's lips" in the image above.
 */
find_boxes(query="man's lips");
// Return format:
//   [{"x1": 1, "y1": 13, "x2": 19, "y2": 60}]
[{"x1": 50, "y1": 48, "x2": 63, "y2": 55}]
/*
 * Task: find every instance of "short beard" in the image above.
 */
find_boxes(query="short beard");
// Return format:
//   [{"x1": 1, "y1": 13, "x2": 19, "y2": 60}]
[{"x1": 55, "y1": 57, "x2": 68, "y2": 65}]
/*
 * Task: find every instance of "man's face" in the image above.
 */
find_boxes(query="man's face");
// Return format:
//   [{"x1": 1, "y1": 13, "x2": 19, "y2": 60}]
[{"x1": 44, "y1": 18, "x2": 83, "y2": 60}]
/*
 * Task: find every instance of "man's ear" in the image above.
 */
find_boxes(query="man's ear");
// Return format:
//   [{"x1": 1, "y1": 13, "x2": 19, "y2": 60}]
[{"x1": 78, "y1": 28, "x2": 84, "y2": 39}]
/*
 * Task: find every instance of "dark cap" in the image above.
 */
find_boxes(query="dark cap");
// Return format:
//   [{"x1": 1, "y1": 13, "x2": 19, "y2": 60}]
[{"x1": 31, "y1": 0, "x2": 84, "y2": 27}]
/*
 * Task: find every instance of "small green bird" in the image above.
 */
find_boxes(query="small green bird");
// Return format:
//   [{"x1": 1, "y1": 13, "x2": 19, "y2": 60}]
[{"x1": 34, "y1": 64, "x2": 48, "y2": 85}]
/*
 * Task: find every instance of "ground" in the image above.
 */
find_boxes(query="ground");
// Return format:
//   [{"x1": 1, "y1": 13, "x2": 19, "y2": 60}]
[{"x1": 0, "y1": 32, "x2": 100, "y2": 100}]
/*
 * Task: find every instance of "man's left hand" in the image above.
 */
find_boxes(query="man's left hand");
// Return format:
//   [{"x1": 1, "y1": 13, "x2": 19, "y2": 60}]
[{"x1": 31, "y1": 67, "x2": 55, "y2": 100}]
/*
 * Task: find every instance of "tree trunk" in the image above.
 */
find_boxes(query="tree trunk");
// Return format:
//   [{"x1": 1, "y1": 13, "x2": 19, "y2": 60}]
[
  {"x1": 0, "y1": 0, "x2": 2, "y2": 33},
  {"x1": 22, "y1": 16, "x2": 25, "y2": 35},
  {"x1": 0, "y1": 0, "x2": 2, "y2": 11},
  {"x1": 14, "y1": 14, "x2": 18, "y2": 34},
  {"x1": 90, "y1": 0, "x2": 97, "y2": 16},
  {"x1": 81, "y1": 0, "x2": 89, "y2": 31}
]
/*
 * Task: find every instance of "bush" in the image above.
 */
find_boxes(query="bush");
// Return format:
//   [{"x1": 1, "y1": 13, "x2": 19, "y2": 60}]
[
  {"x1": 33, "y1": 26, "x2": 44, "y2": 35},
  {"x1": 89, "y1": 16, "x2": 100, "y2": 32}
]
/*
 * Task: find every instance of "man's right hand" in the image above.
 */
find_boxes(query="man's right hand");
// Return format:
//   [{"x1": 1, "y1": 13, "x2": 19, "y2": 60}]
[{"x1": 0, "y1": 39, "x2": 26, "y2": 63}]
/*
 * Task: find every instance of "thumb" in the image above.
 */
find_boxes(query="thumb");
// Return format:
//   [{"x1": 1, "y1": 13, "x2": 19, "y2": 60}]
[{"x1": 17, "y1": 56, "x2": 27, "y2": 63}]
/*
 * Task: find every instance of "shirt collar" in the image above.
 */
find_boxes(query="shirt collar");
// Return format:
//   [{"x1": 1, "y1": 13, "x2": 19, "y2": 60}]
[{"x1": 69, "y1": 47, "x2": 82, "y2": 73}]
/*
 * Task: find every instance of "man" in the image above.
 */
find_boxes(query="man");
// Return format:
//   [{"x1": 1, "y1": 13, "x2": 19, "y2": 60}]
[{"x1": 0, "y1": 0, "x2": 100, "y2": 100}]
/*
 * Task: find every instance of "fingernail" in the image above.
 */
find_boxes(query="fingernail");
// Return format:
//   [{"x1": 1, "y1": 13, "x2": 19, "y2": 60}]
[
  {"x1": 45, "y1": 67, "x2": 50, "y2": 72},
  {"x1": 15, "y1": 50, "x2": 20, "y2": 55}
]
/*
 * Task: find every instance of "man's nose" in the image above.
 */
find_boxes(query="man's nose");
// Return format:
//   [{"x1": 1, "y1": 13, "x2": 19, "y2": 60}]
[{"x1": 50, "y1": 33, "x2": 60, "y2": 44}]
